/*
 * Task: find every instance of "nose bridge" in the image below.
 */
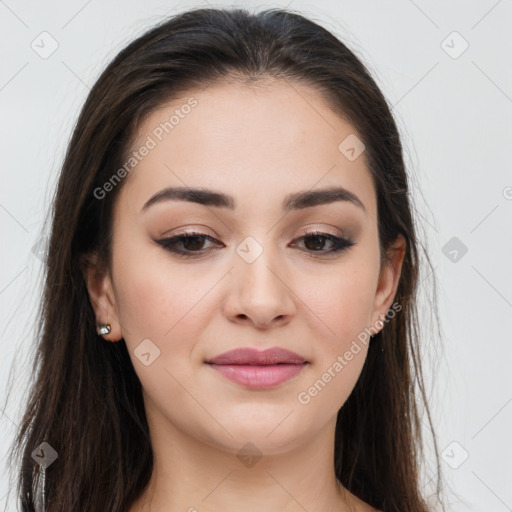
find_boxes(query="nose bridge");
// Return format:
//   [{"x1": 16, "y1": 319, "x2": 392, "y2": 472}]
[
  {"x1": 226, "y1": 233, "x2": 295, "y2": 325},
  {"x1": 235, "y1": 233, "x2": 283, "y2": 293}
]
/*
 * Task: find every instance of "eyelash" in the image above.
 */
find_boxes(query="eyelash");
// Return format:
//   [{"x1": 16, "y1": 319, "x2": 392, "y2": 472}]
[{"x1": 155, "y1": 230, "x2": 355, "y2": 258}]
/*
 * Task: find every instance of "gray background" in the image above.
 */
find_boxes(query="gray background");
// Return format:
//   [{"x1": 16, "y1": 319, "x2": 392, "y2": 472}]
[{"x1": 1, "y1": 0, "x2": 511, "y2": 510}]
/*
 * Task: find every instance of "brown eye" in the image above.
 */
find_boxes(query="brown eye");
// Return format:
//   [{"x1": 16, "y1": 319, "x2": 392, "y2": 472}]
[
  {"x1": 292, "y1": 231, "x2": 355, "y2": 255},
  {"x1": 156, "y1": 230, "x2": 355, "y2": 259},
  {"x1": 156, "y1": 233, "x2": 223, "y2": 257}
]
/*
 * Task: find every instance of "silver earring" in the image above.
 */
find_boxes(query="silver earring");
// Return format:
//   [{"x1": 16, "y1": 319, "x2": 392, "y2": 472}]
[{"x1": 97, "y1": 324, "x2": 111, "y2": 335}]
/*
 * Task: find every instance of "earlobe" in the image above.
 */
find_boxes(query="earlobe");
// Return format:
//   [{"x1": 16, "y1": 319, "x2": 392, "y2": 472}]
[
  {"x1": 370, "y1": 234, "x2": 406, "y2": 331},
  {"x1": 81, "y1": 252, "x2": 123, "y2": 342}
]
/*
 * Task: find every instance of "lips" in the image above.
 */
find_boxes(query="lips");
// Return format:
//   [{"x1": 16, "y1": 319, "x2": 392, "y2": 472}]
[
  {"x1": 205, "y1": 347, "x2": 309, "y2": 389},
  {"x1": 205, "y1": 347, "x2": 308, "y2": 365}
]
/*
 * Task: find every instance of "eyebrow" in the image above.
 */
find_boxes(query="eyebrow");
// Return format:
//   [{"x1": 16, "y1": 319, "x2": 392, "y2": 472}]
[{"x1": 140, "y1": 186, "x2": 366, "y2": 214}]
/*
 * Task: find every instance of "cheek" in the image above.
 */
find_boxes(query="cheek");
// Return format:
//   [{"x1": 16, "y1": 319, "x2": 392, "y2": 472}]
[
  {"x1": 112, "y1": 260, "x2": 213, "y2": 403},
  {"x1": 111, "y1": 241, "x2": 203, "y2": 348},
  {"x1": 294, "y1": 252, "x2": 379, "y2": 410},
  {"x1": 115, "y1": 269, "x2": 209, "y2": 344},
  {"x1": 299, "y1": 255, "x2": 380, "y2": 347},
  {"x1": 295, "y1": 298, "x2": 373, "y2": 417}
]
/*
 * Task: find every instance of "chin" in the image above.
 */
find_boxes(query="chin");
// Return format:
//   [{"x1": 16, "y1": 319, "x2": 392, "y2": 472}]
[{"x1": 200, "y1": 412, "x2": 312, "y2": 456}]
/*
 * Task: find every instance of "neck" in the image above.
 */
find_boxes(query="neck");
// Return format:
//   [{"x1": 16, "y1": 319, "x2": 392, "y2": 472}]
[{"x1": 129, "y1": 407, "x2": 358, "y2": 512}]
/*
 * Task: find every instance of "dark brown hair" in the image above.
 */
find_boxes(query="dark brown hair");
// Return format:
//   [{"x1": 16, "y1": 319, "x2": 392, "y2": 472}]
[{"x1": 5, "y1": 7, "x2": 445, "y2": 511}]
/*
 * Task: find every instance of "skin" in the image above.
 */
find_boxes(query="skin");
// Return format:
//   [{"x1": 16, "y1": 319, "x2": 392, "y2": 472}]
[{"x1": 85, "y1": 79, "x2": 405, "y2": 512}]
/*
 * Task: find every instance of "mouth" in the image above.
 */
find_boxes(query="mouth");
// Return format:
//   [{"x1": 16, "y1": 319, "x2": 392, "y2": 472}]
[
  {"x1": 205, "y1": 346, "x2": 308, "y2": 365},
  {"x1": 205, "y1": 347, "x2": 309, "y2": 389},
  {"x1": 206, "y1": 362, "x2": 309, "y2": 389}
]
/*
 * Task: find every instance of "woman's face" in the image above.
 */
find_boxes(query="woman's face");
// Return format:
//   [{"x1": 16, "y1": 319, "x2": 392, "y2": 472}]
[{"x1": 86, "y1": 80, "x2": 404, "y2": 456}]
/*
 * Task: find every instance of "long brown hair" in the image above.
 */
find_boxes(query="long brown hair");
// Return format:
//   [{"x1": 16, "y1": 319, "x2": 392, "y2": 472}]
[{"x1": 4, "y1": 7, "x2": 445, "y2": 511}]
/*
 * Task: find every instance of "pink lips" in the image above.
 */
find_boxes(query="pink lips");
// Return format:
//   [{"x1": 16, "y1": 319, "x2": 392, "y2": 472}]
[{"x1": 205, "y1": 347, "x2": 309, "y2": 389}]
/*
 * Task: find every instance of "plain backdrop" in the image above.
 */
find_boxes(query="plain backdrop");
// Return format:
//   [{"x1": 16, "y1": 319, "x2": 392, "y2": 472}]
[{"x1": 1, "y1": 1, "x2": 511, "y2": 510}]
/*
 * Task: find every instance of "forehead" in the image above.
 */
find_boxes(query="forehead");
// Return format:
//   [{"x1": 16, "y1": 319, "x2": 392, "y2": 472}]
[{"x1": 118, "y1": 79, "x2": 376, "y2": 218}]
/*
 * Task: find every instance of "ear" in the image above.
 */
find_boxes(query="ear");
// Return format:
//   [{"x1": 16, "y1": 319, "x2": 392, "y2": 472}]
[
  {"x1": 369, "y1": 234, "x2": 406, "y2": 332},
  {"x1": 81, "y1": 252, "x2": 123, "y2": 342}
]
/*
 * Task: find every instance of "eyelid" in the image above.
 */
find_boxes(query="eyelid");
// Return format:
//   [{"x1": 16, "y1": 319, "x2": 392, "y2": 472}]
[
  {"x1": 159, "y1": 225, "x2": 347, "y2": 245},
  {"x1": 294, "y1": 225, "x2": 346, "y2": 239},
  {"x1": 160, "y1": 225, "x2": 218, "y2": 238}
]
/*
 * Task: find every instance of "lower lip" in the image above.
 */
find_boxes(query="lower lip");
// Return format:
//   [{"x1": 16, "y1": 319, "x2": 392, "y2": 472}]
[{"x1": 207, "y1": 363, "x2": 308, "y2": 389}]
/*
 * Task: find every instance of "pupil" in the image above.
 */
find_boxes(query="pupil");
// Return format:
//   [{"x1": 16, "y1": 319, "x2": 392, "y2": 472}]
[
  {"x1": 306, "y1": 235, "x2": 324, "y2": 251},
  {"x1": 184, "y1": 236, "x2": 204, "y2": 250}
]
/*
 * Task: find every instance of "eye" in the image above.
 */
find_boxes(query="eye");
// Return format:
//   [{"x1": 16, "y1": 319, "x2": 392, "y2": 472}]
[
  {"x1": 155, "y1": 229, "x2": 355, "y2": 258},
  {"x1": 155, "y1": 232, "x2": 223, "y2": 258},
  {"x1": 291, "y1": 230, "x2": 355, "y2": 256}
]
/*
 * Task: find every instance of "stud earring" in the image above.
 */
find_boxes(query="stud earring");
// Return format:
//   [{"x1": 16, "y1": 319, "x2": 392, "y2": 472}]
[{"x1": 96, "y1": 324, "x2": 111, "y2": 336}]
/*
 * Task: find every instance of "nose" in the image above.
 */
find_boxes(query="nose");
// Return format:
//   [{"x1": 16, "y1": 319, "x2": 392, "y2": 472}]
[{"x1": 223, "y1": 242, "x2": 296, "y2": 329}]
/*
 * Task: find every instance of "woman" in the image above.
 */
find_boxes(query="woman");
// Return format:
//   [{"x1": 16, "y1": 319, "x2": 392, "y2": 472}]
[{"x1": 6, "y1": 7, "x2": 445, "y2": 511}]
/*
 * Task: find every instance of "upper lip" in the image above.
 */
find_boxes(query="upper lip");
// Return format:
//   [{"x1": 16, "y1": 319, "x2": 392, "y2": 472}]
[{"x1": 206, "y1": 347, "x2": 308, "y2": 365}]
